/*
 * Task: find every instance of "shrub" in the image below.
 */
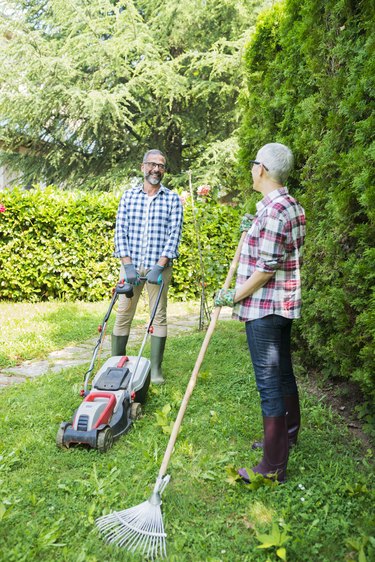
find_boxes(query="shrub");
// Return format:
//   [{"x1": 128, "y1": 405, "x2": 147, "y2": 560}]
[
  {"x1": 0, "y1": 187, "x2": 119, "y2": 301},
  {"x1": 175, "y1": 197, "x2": 243, "y2": 300},
  {"x1": 239, "y1": 0, "x2": 375, "y2": 399},
  {"x1": 0, "y1": 187, "x2": 242, "y2": 302}
]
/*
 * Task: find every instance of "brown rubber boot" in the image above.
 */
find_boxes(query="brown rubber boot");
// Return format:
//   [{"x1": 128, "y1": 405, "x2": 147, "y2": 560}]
[
  {"x1": 252, "y1": 394, "x2": 301, "y2": 450},
  {"x1": 239, "y1": 416, "x2": 289, "y2": 483}
]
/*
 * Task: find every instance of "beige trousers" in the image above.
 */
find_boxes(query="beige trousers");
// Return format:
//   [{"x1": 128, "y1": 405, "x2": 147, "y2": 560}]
[{"x1": 113, "y1": 265, "x2": 173, "y2": 338}]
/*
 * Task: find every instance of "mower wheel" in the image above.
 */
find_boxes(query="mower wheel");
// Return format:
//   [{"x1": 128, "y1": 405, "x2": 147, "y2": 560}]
[
  {"x1": 135, "y1": 371, "x2": 150, "y2": 404},
  {"x1": 130, "y1": 402, "x2": 142, "y2": 420},
  {"x1": 56, "y1": 425, "x2": 69, "y2": 449},
  {"x1": 97, "y1": 427, "x2": 114, "y2": 453}
]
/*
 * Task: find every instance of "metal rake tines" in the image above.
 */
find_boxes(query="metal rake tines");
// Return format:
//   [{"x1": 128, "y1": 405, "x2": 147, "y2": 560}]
[{"x1": 96, "y1": 499, "x2": 167, "y2": 559}]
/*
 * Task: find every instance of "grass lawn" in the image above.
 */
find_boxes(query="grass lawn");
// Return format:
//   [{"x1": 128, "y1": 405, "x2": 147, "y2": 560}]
[
  {"x1": 0, "y1": 318, "x2": 374, "y2": 561},
  {"x1": 0, "y1": 299, "x2": 151, "y2": 368}
]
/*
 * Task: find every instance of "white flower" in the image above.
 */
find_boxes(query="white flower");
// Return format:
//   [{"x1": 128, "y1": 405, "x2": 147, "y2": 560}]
[{"x1": 179, "y1": 190, "x2": 189, "y2": 205}]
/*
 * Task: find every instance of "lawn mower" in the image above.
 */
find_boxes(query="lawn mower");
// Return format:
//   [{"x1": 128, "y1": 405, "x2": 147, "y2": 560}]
[{"x1": 56, "y1": 277, "x2": 164, "y2": 452}]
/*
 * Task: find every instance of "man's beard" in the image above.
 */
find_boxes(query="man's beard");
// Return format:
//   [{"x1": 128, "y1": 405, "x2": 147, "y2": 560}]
[{"x1": 144, "y1": 172, "x2": 161, "y2": 186}]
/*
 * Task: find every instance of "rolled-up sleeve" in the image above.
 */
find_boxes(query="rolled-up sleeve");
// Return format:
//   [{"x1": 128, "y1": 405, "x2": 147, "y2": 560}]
[{"x1": 256, "y1": 216, "x2": 286, "y2": 273}]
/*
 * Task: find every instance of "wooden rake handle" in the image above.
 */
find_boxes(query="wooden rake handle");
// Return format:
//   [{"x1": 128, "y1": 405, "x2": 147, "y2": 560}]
[{"x1": 158, "y1": 231, "x2": 247, "y2": 478}]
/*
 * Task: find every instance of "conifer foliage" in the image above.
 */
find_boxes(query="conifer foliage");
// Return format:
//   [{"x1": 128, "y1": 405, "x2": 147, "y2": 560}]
[
  {"x1": 0, "y1": 0, "x2": 264, "y2": 188},
  {"x1": 240, "y1": 0, "x2": 374, "y2": 398}
]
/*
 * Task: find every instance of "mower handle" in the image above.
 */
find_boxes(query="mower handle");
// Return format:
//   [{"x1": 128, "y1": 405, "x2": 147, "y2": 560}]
[
  {"x1": 138, "y1": 275, "x2": 163, "y2": 285},
  {"x1": 83, "y1": 278, "x2": 164, "y2": 393},
  {"x1": 125, "y1": 277, "x2": 164, "y2": 395}
]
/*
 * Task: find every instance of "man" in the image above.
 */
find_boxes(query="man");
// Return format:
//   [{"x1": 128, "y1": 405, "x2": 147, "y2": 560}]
[
  {"x1": 215, "y1": 142, "x2": 306, "y2": 482},
  {"x1": 112, "y1": 149, "x2": 183, "y2": 384}
]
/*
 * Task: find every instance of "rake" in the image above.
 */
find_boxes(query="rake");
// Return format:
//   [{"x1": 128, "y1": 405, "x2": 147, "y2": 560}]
[{"x1": 96, "y1": 231, "x2": 247, "y2": 559}]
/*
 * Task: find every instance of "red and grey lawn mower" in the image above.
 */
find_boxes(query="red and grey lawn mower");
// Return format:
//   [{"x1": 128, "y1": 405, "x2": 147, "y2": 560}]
[{"x1": 56, "y1": 277, "x2": 163, "y2": 452}]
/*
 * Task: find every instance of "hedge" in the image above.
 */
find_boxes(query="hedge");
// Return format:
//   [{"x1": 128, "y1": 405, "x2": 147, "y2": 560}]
[
  {"x1": 239, "y1": 0, "x2": 375, "y2": 399},
  {"x1": 0, "y1": 187, "x2": 242, "y2": 303}
]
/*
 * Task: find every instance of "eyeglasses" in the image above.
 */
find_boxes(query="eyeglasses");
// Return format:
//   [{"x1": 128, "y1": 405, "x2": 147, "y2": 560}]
[
  {"x1": 144, "y1": 161, "x2": 166, "y2": 171},
  {"x1": 249, "y1": 160, "x2": 269, "y2": 171}
]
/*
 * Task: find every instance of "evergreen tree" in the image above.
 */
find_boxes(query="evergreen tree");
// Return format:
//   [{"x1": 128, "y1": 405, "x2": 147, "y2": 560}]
[
  {"x1": 239, "y1": 0, "x2": 375, "y2": 398},
  {"x1": 0, "y1": 0, "x2": 268, "y2": 188}
]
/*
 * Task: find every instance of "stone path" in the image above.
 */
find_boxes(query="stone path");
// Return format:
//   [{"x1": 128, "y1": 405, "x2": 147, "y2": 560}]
[{"x1": 0, "y1": 303, "x2": 232, "y2": 390}]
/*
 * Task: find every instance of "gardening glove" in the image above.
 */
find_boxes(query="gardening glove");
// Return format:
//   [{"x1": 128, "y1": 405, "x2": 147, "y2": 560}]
[
  {"x1": 124, "y1": 263, "x2": 140, "y2": 285},
  {"x1": 240, "y1": 213, "x2": 255, "y2": 232},
  {"x1": 146, "y1": 264, "x2": 164, "y2": 285},
  {"x1": 214, "y1": 288, "x2": 236, "y2": 308}
]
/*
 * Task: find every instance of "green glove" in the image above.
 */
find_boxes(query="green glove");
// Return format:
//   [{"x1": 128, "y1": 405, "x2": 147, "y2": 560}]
[
  {"x1": 240, "y1": 214, "x2": 255, "y2": 232},
  {"x1": 214, "y1": 288, "x2": 236, "y2": 307}
]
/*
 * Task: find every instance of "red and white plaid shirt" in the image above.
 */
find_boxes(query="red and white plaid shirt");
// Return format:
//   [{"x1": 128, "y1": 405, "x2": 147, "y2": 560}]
[{"x1": 233, "y1": 187, "x2": 306, "y2": 321}]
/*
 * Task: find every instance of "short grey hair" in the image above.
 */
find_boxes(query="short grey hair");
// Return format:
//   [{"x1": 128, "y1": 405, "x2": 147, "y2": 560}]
[
  {"x1": 256, "y1": 143, "x2": 294, "y2": 185},
  {"x1": 143, "y1": 149, "x2": 166, "y2": 163}
]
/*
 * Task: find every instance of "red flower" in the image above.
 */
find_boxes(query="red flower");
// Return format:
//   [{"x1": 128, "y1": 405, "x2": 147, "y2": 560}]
[
  {"x1": 0, "y1": 204, "x2": 6, "y2": 213},
  {"x1": 197, "y1": 184, "x2": 211, "y2": 197}
]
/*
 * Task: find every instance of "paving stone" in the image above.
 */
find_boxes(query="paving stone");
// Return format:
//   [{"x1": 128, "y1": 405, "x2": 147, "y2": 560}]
[
  {"x1": 0, "y1": 374, "x2": 27, "y2": 387},
  {"x1": 50, "y1": 359, "x2": 97, "y2": 373},
  {"x1": 48, "y1": 347, "x2": 94, "y2": 359},
  {"x1": 3, "y1": 361, "x2": 51, "y2": 378},
  {"x1": 86, "y1": 337, "x2": 113, "y2": 347}
]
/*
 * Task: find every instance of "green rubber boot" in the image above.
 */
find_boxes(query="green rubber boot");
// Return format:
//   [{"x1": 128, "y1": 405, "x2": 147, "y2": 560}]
[
  {"x1": 150, "y1": 336, "x2": 166, "y2": 384},
  {"x1": 111, "y1": 334, "x2": 129, "y2": 356}
]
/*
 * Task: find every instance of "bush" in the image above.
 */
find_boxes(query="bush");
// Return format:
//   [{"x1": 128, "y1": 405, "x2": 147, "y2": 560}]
[
  {"x1": 0, "y1": 187, "x2": 118, "y2": 301},
  {"x1": 174, "y1": 197, "x2": 243, "y2": 300},
  {"x1": 239, "y1": 0, "x2": 375, "y2": 399},
  {"x1": 0, "y1": 187, "x2": 242, "y2": 302}
]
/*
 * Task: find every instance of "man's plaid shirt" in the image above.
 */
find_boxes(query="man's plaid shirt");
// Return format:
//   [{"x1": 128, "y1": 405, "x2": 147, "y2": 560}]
[
  {"x1": 233, "y1": 187, "x2": 306, "y2": 322},
  {"x1": 114, "y1": 183, "x2": 183, "y2": 269}
]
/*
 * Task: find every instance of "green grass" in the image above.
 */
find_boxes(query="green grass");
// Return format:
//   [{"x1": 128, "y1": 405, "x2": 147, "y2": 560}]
[
  {"x1": 0, "y1": 300, "x2": 148, "y2": 368},
  {"x1": 0, "y1": 322, "x2": 374, "y2": 561}
]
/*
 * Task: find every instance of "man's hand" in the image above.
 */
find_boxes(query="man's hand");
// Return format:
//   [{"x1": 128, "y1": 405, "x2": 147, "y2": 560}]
[
  {"x1": 124, "y1": 263, "x2": 140, "y2": 285},
  {"x1": 240, "y1": 214, "x2": 255, "y2": 232},
  {"x1": 214, "y1": 288, "x2": 236, "y2": 307},
  {"x1": 146, "y1": 264, "x2": 164, "y2": 284}
]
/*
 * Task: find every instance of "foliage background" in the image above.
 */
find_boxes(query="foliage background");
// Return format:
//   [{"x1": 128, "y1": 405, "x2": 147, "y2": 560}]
[
  {"x1": 239, "y1": 0, "x2": 375, "y2": 400},
  {"x1": 0, "y1": 0, "x2": 374, "y2": 402},
  {"x1": 0, "y1": 186, "x2": 242, "y2": 302},
  {"x1": 0, "y1": 0, "x2": 268, "y2": 193}
]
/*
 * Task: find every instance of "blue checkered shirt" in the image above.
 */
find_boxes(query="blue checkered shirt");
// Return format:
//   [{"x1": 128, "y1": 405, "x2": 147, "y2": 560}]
[{"x1": 114, "y1": 183, "x2": 183, "y2": 268}]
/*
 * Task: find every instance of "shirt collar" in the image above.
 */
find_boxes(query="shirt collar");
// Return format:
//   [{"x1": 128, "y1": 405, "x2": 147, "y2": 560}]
[
  {"x1": 256, "y1": 186, "x2": 288, "y2": 213},
  {"x1": 135, "y1": 181, "x2": 166, "y2": 195}
]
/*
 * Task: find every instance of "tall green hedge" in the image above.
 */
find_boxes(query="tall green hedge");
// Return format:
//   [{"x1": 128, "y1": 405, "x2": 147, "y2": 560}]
[
  {"x1": 240, "y1": 0, "x2": 375, "y2": 398},
  {"x1": 0, "y1": 187, "x2": 242, "y2": 302},
  {"x1": 0, "y1": 188, "x2": 119, "y2": 301}
]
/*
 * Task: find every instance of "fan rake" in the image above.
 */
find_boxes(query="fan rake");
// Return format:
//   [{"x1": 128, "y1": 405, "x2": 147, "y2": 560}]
[{"x1": 96, "y1": 231, "x2": 246, "y2": 558}]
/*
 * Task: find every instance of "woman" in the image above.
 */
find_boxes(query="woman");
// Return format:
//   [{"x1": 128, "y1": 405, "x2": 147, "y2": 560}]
[{"x1": 215, "y1": 142, "x2": 306, "y2": 482}]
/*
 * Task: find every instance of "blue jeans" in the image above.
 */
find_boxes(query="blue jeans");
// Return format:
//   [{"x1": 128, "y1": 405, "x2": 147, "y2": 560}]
[{"x1": 246, "y1": 315, "x2": 298, "y2": 417}]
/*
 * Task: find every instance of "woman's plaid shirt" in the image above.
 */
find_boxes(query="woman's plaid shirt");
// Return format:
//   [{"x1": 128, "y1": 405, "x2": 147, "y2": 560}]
[
  {"x1": 114, "y1": 183, "x2": 183, "y2": 268},
  {"x1": 233, "y1": 187, "x2": 306, "y2": 321}
]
